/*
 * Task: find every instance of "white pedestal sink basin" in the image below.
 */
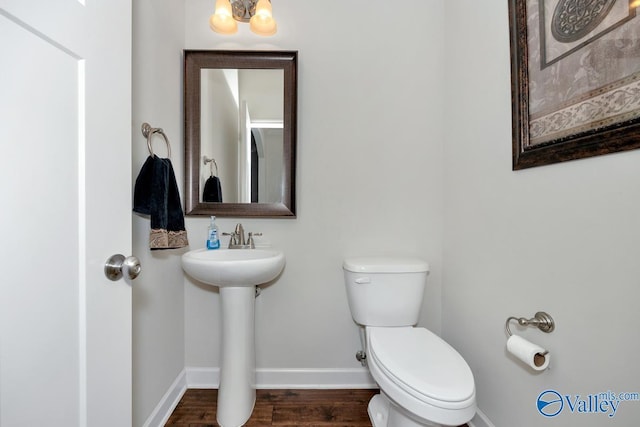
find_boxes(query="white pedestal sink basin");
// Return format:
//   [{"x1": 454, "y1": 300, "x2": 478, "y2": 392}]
[
  {"x1": 181, "y1": 248, "x2": 285, "y2": 427},
  {"x1": 182, "y1": 248, "x2": 285, "y2": 286}
]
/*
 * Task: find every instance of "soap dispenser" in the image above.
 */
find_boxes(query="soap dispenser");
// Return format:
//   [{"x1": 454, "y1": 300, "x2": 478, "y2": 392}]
[{"x1": 206, "y1": 216, "x2": 220, "y2": 250}]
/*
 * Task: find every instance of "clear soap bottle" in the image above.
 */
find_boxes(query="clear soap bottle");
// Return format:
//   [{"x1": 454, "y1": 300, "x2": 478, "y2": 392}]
[{"x1": 206, "y1": 216, "x2": 220, "y2": 249}]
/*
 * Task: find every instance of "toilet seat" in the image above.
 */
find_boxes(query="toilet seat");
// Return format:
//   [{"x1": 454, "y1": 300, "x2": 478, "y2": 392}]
[
  {"x1": 368, "y1": 327, "x2": 474, "y2": 405},
  {"x1": 366, "y1": 327, "x2": 476, "y2": 425}
]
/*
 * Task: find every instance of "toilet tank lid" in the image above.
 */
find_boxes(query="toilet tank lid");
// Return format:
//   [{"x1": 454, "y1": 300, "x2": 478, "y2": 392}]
[{"x1": 343, "y1": 257, "x2": 429, "y2": 273}]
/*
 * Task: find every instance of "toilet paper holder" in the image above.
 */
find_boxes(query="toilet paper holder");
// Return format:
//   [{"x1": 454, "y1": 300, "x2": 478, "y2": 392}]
[{"x1": 505, "y1": 311, "x2": 555, "y2": 337}]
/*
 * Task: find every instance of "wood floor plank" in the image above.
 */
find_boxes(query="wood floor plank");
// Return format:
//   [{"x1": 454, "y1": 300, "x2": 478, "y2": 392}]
[
  {"x1": 255, "y1": 389, "x2": 377, "y2": 404},
  {"x1": 272, "y1": 403, "x2": 371, "y2": 426},
  {"x1": 165, "y1": 389, "x2": 469, "y2": 427}
]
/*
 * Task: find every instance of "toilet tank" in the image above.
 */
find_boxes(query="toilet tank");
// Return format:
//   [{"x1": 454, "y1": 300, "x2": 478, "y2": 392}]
[{"x1": 343, "y1": 257, "x2": 429, "y2": 327}]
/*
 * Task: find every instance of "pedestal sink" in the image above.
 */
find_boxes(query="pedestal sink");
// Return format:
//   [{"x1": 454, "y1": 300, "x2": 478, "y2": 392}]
[{"x1": 182, "y1": 248, "x2": 285, "y2": 427}]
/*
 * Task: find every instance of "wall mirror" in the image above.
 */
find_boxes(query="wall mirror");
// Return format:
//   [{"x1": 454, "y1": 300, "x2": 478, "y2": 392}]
[{"x1": 184, "y1": 50, "x2": 297, "y2": 217}]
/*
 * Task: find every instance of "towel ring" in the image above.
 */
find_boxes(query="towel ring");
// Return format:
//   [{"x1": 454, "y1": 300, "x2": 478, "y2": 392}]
[
  {"x1": 203, "y1": 156, "x2": 219, "y2": 176},
  {"x1": 141, "y1": 122, "x2": 171, "y2": 158}
]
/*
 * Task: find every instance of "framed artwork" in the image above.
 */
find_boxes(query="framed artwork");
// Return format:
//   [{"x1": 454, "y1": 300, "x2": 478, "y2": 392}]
[{"x1": 509, "y1": 0, "x2": 640, "y2": 169}]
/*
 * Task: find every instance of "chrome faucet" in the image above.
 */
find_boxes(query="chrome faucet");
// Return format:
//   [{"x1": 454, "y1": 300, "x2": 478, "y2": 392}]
[
  {"x1": 223, "y1": 223, "x2": 261, "y2": 249},
  {"x1": 233, "y1": 223, "x2": 246, "y2": 246}
]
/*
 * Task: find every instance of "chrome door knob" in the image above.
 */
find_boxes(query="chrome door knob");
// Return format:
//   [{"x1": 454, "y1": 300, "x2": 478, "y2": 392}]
[{"x1": 105, "y1": 254, "x2": 141, "y2": 281}]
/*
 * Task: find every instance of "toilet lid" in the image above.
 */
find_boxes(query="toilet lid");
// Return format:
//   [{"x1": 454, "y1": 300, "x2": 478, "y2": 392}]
[
  {"x1": 343, "y1": 256, "x2": 429, "y2": 273},
  {"x1": 368, "y1": 327, "x2": 474, "y2": 404}
]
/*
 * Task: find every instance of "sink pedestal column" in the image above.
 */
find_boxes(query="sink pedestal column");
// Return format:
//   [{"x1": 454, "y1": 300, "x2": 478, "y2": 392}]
[{"x1": 217, "y1": 286, "x2": 256, "y2": 427}]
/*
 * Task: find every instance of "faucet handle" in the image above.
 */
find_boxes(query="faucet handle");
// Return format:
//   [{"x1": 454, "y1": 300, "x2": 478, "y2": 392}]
[
  {"x1": 222, "y1": 231, "x2": 238, "y2": 245},
  {"x1": 247, "y1": 232, "x2": 262, "y2": 249}
]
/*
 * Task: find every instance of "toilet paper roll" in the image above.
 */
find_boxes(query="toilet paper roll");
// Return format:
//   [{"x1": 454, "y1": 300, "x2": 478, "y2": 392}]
[{"x1": 507, "y1": 334, "x2": 550, "y2": 371}]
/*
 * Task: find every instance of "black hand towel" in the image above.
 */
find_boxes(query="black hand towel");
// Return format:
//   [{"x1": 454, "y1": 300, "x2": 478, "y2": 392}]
[
  {"x1": 203, "y1": 175, "x2": 223, "y2": 202},
  {"x1": 133, "y1": 156, "x2": 189, "y2": 249}
]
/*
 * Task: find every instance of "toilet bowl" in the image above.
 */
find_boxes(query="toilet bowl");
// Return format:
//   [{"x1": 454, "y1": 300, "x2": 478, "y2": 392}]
[
  {"x1": 343, "y1": 257, "x2": 476, "y2": 427},
  {"x1": 366, "y1": 327, "x2": 475, "y2": 426}
]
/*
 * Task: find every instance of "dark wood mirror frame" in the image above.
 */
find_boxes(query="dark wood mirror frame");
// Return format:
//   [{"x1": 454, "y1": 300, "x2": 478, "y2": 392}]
[{"x1": 184, "y1": 50, "x2": 297, "y2": 217}]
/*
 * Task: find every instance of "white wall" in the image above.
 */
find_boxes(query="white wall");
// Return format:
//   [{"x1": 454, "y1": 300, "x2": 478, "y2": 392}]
[
  {"x1": 183, "y1": 0, "x2": 446, "y2": 373},
  {"x1": 442, "y1": 2, "x2": 640, "y2": 426},
  {"x1": 132, "y1": 1, "x2": 186, "y2": 425},
  {"x1": 258, "y1": 128, "x2": 284, "y2": 203}
]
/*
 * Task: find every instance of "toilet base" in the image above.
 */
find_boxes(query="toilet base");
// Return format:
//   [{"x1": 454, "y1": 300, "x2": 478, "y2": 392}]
[
  {"x1": 368, "y1": 393, "x2": 442, "y2": 427},
  {"x1": 368, "y1": 394, "x2": 390, "y2": 427}
]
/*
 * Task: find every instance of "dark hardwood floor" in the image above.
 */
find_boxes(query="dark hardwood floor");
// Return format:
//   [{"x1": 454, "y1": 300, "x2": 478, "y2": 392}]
[{"x1": 165, "y1": 389, "x2": 469, "y2": 427}]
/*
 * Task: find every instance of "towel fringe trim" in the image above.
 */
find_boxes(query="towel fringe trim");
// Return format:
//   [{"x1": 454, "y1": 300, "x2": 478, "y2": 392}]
[{"x1": 150, "y1": 229, "x2": 189, "y2": 249}]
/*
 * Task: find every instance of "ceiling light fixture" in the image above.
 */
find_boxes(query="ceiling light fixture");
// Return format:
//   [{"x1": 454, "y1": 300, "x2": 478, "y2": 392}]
[{"x1": 209, "y1": 0, "x2": 277, "y2": 36}]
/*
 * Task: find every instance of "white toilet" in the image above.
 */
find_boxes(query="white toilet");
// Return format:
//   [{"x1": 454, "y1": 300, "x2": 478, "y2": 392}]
[{"x1": 343, "y1": 257, "x2": 476, "y2": 427}]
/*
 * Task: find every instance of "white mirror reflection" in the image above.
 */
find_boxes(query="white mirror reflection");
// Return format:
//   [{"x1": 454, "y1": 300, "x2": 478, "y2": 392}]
[{"x1": 200, "y1": 68, "x2": 285, "y2": 204}]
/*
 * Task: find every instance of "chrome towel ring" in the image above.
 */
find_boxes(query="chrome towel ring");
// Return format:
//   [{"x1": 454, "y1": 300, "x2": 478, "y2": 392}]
[
  {"x1": 203, "y1": 156, "x2": 219, "y2": 176},
  {"x1": 141, "y1": 122, "x2": 171, "y2": 158}
]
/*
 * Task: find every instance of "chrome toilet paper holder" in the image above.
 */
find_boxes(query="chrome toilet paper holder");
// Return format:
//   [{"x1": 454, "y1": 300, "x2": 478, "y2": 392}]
[{"x1": 505, "y1": 311, "x2": 555, "y2": 337}]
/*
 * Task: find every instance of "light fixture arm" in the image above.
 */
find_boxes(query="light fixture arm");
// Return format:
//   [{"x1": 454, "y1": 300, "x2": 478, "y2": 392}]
[
  {"x1": 210, "y1": 0, "x2": 276, "y2": 36},
  {"x1": 231, "y1": 0, "x2": 258, "y2": 22}
]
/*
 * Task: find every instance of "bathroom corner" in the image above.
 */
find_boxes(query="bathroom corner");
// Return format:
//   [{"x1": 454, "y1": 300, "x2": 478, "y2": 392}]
[{"x1": 132, "y1": 1, "x2": 187, "y2": 426}]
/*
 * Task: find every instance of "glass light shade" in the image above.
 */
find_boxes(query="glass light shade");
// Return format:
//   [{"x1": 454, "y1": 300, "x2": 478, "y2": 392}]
[
  {"x1": 250, "y1": 0, "x2": 277, "y2": 36},
  {"x1": 210, "y1": 0, "x2": 238, "y2": 34}
]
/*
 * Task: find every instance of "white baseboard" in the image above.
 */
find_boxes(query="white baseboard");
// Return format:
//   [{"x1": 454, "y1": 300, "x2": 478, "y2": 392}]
[
  {"x1": 184, "y1": 366, "x2": 219, "y2": 388},
  {"x1": 256, "y1": 367, "x2": 377, "y2": 389},
  {"x1": 186, "y1": 366, "x2": 378, "y2": 389},
  {"x1": 141, "y1": 369, "x2": 187, "y2": 427},
  {"x1": 468, "y1": 408, "x2": 496, "y2": 427},
  {"x1": 143, "y1": 367, "x2": 377, "y2": 427}
]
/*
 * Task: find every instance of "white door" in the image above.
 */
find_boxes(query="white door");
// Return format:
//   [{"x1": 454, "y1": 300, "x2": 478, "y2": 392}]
[
  {"x1": 0, "y1": 1, "x2": 132, "y2": 426},
  {"x1": 240, "y1": 102, "x2": 252, "y2": 203}
]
